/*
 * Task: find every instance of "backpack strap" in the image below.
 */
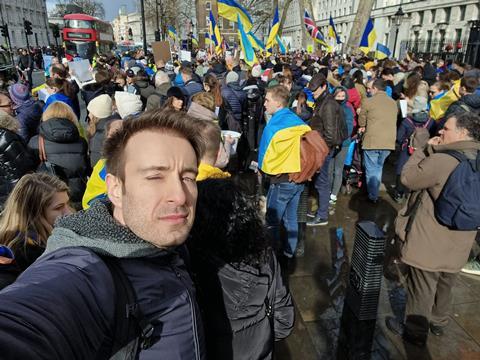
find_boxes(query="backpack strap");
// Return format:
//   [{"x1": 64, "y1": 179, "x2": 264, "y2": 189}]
[
  {"x1": 101, "y1": 256, "x2": 155, "y2": 358},
  {"x1": 38, "y1": 135, "x2": 47, "y2": 162}
]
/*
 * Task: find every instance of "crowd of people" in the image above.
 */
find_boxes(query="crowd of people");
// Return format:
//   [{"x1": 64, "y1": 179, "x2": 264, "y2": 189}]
[{"x1": 0, "y1": 44, "x2": 478, "y2": 357}]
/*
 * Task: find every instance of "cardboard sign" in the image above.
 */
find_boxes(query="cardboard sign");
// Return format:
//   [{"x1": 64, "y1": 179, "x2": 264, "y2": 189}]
[
  {"x1": 68, "y1": 59, "x2": 93, "y2": 83},
  {"x1": 152, "y1": 41, "x2": 172, "y2": 64},
  {"x1": 180, "y1": 50, "x2": 191, "y2": 62},
  {"x1": 43, "y1": 55, "x2": 53, "y2": 77}
]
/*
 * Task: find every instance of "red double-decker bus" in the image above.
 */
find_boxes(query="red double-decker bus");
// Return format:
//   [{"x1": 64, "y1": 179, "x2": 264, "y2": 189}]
[{"x1": 63, "y1": 13, "x2": 115, "y2": 60}]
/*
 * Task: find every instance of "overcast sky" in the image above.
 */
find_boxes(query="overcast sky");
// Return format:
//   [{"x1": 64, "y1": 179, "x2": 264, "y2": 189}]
[{"x1": 46, "y1": 0, "x2": 137, "y2": 21}]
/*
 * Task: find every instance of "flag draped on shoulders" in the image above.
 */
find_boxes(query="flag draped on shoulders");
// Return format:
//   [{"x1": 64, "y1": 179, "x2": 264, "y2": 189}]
[
  {"x1": 430, "y1": 80, "x2": 461, "y2": 121},
  {"x1": 259, "y1": 108, "x2": 311, "y2": 175}
]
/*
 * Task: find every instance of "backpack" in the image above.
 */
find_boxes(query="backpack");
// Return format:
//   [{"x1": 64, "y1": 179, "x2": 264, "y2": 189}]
[
  {"x1": 288, "y1": 130, "x2": 329, "y2": 183},
  {"x1": 403, "y1": 118, "x2": 432, "y2": 155},
  {"x1": 36, "y1": 135, "x2": 68, "y2": 183},
  {"x1": 434, "y1": 150, "x2": 480, "y2": 230},
  {"x1": 101, "y1": 256, "x2": 154, "y2": 359}
]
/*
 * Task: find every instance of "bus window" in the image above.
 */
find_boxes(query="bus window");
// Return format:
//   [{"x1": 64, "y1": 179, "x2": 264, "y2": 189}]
[{"x1": 65, "y1": 20, "x2": 93, "y2": 29}]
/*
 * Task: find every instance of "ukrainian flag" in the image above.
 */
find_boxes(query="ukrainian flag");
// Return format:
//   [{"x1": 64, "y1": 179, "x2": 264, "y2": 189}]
[
  {"x1": 205, "y1": 32, "x2": 212, "y2": 46},
  {"x1": 266, "y1": 6, "x2": 280, "y2": 53},
  {"x1": 248, "y1": 31, "x2": 265, "y2": 50},
  {"x1": 192, "y1": 35, "x2": 199, "y2": 47},
  {"x1": 168, "y1": 25, "x2": 177, "y2": 41},
  {"x1": 258, "y1": 108, "x2": 311, "y2": 175},
  {"x1": 218, "y1": 0, "x2": 253, "y2": 32},
  {"x1": 276, "y1": 35, "x2": 286, "y2": 55},
  {"x1": 82, "y1": 159, "x2": 107, "y2": 209},
  {"x1": 430, "y1": 80, "x2": 461, "y2": 121},
  {"x1": 359, "y1": 18, "x2": 376, "y2": 54},
  {"x1": 237, "y1": 14, "x2": 257, "y2": 67},
  {"x1": 209, "y1": 10, "x2": 223, "y2": 53},
  {"x1": 328, "y1": 15, "x2": 341, "y2": 44},
  {"x1": 375, "y1": 43, "x2": 391, "y2": 60}
]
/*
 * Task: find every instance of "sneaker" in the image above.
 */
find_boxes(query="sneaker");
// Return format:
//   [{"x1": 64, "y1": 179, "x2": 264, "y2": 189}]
[
  {"x1": 385, "y1": 316, "x2": 404, "y2": 337},
  {"x1": 306, "y1": 212, "x2": 316, "y2": 219},
  {"x1": 306, "y1": 216, "x2": 328, "y2": 226},
  {"x1": 461, "y1": 259, "x2": 480, "y2": 275},
  {"x1": 429, "y1": 323, "x2": 445, "y2": 336}
]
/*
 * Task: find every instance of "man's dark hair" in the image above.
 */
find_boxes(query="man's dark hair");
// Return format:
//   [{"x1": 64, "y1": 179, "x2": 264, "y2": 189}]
[
  {"x1": 460, "y1": 77, "x2": 479, "y2": 94},
  {"x1": 308, "y1": 73, "x2": 327, "y2": 91},
  {"x1": 455, "y1": 112, "x2": 480, "y2": 141},
  {"x1": 103, "y1": 109, "x2": 205, "y2": 181},
  {"x1": 381, "y1": 68, "x2": 394, "y2": 77},
  {"x1": 180, "y1": 66, "x2": 193, "y2": 78},
  {"x1": 372, "y1": 78, "x2": 387, "y2": 91},
  {"x1": 266, "y1": 85, "x2": 290, "y2": 107}
]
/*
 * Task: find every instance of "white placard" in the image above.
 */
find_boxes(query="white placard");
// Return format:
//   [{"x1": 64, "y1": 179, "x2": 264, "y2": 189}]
[
  {"x1": 399, "y1": 99, "x2": 408, "y2": 118},
  {"x1": 68, "y1": 59, "x2": 93, "y2": 83},
  {"x1": 180, "y1": 50, "x2": 191, "y2": 62}
]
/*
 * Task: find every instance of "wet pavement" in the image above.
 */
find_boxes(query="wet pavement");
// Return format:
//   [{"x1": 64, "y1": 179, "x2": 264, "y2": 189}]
[{"x1": 273, "y1": 161, "x2": 480, "y2": 360}]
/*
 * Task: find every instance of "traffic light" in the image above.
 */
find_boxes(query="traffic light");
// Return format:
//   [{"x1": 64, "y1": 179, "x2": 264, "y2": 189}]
[
  {"x1": 52, "y1": 24, "x2": 60, "y2": 39},
  {"x1": 0, "y1": 24, "x2": 7, "y2": 38},
  {"x1": 23, "y1": 19, "x2": 33, "y2": 36}
]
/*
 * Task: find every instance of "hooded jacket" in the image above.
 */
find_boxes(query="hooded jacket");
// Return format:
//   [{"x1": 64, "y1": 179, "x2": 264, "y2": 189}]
[
  {"x1": 0, "y1": 127, "x2": 38, "y2": 207},
  {"x1": 182, "y1": 80, "x2": 204, "y2": 107},
  {"x1": 88, "y1": 114, "x2": 122, "y2": 167},
  {"x1": 28, "y1": 118, "x2": 89, "y2": 205},
  {"x1": 0, "y1": 200, "x2": 206, "y2": 359},
  {"x1": 187, "y1": 102, "x2": 218, "y2": 122},
  {"x1": 146, "y1": 83, "x2": 171, "y2": 111},
  {"x1": 134, "y1": 79, "x2": 156, "y2": 110},
  {"x1": 443, "y1": 93, "x2": 480, "y2": 119},
  {"x1": 14, "y1": 100, "x2": 43, "y2": 142}
]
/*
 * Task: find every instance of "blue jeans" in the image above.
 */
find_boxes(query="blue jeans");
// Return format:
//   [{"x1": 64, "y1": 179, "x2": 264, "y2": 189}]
[
  {"x1": 314, "y1": 152, "x2": 333, "y2": 219},
  {"x1": 363, "y1": 150, "x2": 390, "y2": 201},
  {"x1": 266, "y1": 182, "x2": 304, "y2": 258}
]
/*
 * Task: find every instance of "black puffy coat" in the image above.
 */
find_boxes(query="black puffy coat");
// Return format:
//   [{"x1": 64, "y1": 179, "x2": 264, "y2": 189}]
[
  {"x1": 310, "y1": 91, "x2": 345, "y2": 148},
  {"x1": 190, "y1": 250, "x2": 294, "y2": 360},
  {"x1": 28, "y1": 118, "x2": 89, "y2": 206},
  {"x1": 0, "y1": 128, "x2": 38, "y2": 207},
  {"x1": 89, "y1": 114, "x2": 121, "y2": 167},
  {"x1": 222, "y1": 82, "x2": 246, "y2": 122},
  {"x1": 14, "y1": 100, "x2": 43, "y2": 143}
]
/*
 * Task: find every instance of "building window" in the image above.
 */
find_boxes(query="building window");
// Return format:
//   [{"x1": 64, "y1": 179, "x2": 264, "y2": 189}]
[
  {"x1": 444, "y1": 7, "x2": 451, "y2": 23},
  {"x1": 459, "y1": 5, "x2": 466, "y2": 21},
  {"x1": 426, "y1": 30, "x2": 433, "y2": 52},
  {"x1": 206, "y1": 2, "x2": 211, "y2": 11},
  {"x1": 455, "y1": 29, "x2": 462, "y2": 43},
  {"x1": 431, "y1": 9, "x2": 436, "y2": 23},
  {"x1": 418, "y1": 11, "x2": 424, "y2": 24}
]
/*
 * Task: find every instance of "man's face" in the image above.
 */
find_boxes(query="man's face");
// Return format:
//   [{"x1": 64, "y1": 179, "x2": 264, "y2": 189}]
[
  {"x1": 264, "y1": 92, "x2": 283, "y2": 115},
  {"x1": 107, "y1": 131, "x2": 198, "y2": 248},
  {"x1": 439, "y1": 117, "x2": 469, "y2": 144}
]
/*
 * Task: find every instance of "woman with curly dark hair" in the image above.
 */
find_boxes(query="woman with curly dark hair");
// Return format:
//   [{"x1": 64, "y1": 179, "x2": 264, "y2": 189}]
[{"x1": 188, "y1": 179, "x2": 294, "y2": 360}]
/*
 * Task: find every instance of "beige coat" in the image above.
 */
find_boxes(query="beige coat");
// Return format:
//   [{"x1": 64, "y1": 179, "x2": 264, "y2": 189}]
[
  {"x1": 395, "y1": 131, "x2": 480, "y2": 273},
  {"x1": 358, "y1": 91, "x2": 398, "y2": 150}
]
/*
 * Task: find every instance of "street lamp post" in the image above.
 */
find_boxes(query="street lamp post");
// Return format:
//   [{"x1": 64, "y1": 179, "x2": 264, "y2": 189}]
[
  {"x1": 140, "y1": 0, "x2": 148, "y2": 51},
  {"x1": 392, "y1": 6, "x2": 405, "y2": 59}
]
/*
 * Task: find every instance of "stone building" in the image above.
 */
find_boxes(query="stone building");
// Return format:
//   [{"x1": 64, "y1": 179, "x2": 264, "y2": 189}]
[{"x1": 0, "y1": 0, "x2": 51, "y2": 48}]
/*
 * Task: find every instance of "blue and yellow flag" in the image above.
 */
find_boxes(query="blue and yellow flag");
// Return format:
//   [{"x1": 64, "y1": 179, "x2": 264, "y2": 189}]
[
  {"x1": 248, "y1": 31, "x2": 265, "y2": 50},
  {"x1": 276, "y1": 35, "x2": 286, "y2": 55},
  {"x1": 209, "y1": 10, "x2": 223, "y2": 54},
  {"x1": 328, "y1": 15, "x2": 341, "y2": 44},
  {"x1": 258, "y1": 108, "x2": 311, "y2": 175},
  {"x1": 167, "y1": 25, "x2": 177, "y2": 41},
  {"x1": 375, "y1": 43, "x2": 391, "y2": 60},
  {"x1": 192, "y1": 35, "x2": 199, "y2": 47},
  {"x1": 430, "y1": 80, "x2": 461, "y2": 121},
  {"x1": 237, "y1": 14, "x2": 257, "y2": 67},
  {"x1": 218, "y1": 0, "x2": 253, "y2": 32},
  {"x1": 359, "y1": 18, "x2": 377, "y2": 54},
  {"x1": 82, "y1": 159, "x2": 107, "y2": 210},
  {"x1": 266, "y1": 6, "x2": 280, "y2": 53},
  {"x1": 205, "y1": 32, "x2": 212, "y2": 46}
]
